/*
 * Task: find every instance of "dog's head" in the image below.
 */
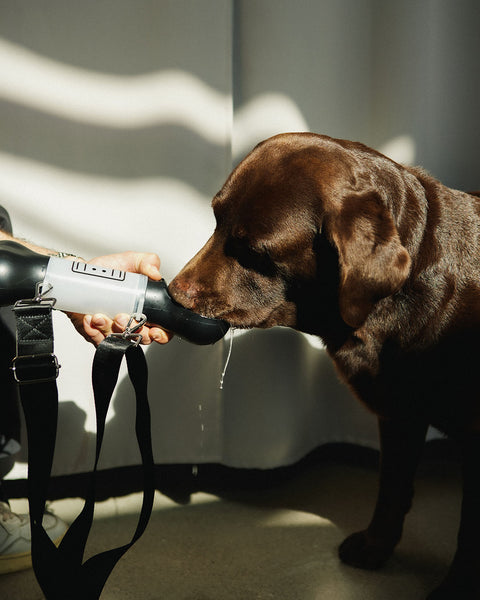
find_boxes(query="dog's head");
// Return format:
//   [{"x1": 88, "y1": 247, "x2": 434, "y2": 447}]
[{"x1": 170, "y1": 133, "x2": 415, "y2": 334}]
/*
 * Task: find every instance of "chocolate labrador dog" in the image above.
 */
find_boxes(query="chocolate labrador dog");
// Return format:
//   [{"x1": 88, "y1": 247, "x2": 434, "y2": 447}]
[{"x1": 169, "y1": 132, "x2": 480, "y2": 599}]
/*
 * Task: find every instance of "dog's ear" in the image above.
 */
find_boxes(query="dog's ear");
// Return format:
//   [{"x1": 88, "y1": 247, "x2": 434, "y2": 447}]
[{"x1": 327, "y1": 191, "x2": 411, "y2": 328}]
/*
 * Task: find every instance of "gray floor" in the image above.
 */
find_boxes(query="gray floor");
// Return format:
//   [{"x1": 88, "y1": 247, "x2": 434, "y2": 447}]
[{"x1": 0, "y1": 455, "x2": 460, "y2": 600}]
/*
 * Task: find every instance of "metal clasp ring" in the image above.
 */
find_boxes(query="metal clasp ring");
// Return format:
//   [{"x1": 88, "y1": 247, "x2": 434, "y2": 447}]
[
  {"x1": 14, "y1": 282, "x2": 57, "y2": 308},
  {"x1": 111, "y1": 313, "x2": 147, "y2": 346},
  {"x1": 34, "y1": 282, "x2": 54, "y2": 303}
]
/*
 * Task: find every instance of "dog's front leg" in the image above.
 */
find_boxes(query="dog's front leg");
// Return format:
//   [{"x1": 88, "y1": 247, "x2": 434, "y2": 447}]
[
  {"x1": 427, "y1": 433, "x2": 480, "y2": 599},
  {"x1": 339, "y1": 416, "x2": 428, "y2": 570}
]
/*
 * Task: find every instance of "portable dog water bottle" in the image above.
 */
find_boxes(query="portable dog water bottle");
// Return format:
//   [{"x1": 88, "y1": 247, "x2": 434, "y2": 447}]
[{"x1": 0, "y1": 240, "x2": 228, "y2": 345}]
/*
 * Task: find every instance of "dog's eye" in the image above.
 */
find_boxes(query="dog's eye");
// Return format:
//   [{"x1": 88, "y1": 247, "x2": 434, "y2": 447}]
[{"x1": 225, "y1": 237, "x2": 276, "y2": 277}]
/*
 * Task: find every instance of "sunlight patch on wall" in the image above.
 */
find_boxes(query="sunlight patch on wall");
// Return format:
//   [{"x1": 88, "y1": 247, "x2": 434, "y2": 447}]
[
  {"x1": 233, "y1": 93, "x2": 310, "y2": 160},
  {"x1": 378, "y1": 134, "x2": 416, "y2": 165},
  {"x1": 0, "y1": 151, "x2": 215, "y2": 280},
  {"x1": 302, "y1": 333, "x2": 326, "y2": 350},
  {"x1": 0, "y1": 37, "x2": 231, "y2": 144},
  {"x1": 0, "y1": 37, "x2": 313, "y2": 164}
]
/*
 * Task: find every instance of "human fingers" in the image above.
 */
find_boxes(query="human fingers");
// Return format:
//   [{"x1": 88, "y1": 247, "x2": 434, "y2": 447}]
[
  {"x1": 131, "y1": 252, "x2": 162, "y2": 281},
  {"x1": 113, "y1": 314, "x2": 172, "y2": 345}
]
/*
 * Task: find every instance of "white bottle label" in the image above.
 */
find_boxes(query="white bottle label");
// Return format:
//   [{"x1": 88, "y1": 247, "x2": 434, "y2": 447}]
[{"x1": 71, "y1": 262, "x2": 127, "y2": 281}]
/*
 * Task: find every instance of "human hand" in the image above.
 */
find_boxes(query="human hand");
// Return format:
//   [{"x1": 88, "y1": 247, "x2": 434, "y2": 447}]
[{"x1": 68, "y1": 251, "x2": 172, "y2": 346}]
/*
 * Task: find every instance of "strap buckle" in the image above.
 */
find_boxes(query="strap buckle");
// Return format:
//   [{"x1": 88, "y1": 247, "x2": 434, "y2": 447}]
[{"x1": 11, "y1": 353, "x2": 61, "y2": 385}]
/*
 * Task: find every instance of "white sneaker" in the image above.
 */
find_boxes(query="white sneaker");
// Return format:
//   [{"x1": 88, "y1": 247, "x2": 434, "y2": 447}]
[{"x1": 0, "y1": 501, "x2": 68, "y2": 574}]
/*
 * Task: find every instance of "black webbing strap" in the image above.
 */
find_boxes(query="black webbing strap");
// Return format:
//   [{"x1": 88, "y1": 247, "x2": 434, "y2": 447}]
[{"x1": 12, "y1": 301, "x2": 154, "y2": 600}]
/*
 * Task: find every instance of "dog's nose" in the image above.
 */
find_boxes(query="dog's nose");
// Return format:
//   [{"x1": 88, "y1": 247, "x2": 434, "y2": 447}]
[{"x1": 168, "y1": 277, "x2": 200, "y2": 309}]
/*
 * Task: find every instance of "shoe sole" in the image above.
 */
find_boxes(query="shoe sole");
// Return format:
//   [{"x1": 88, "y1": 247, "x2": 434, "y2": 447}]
[{"x1": 0, "y1": 533, "x2": 65, "y2": 575}]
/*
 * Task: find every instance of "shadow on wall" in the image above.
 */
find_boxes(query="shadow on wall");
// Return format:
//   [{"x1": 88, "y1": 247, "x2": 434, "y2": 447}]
[{"x1": 39, "y1": 327, "x2": 376, "y2": 479}]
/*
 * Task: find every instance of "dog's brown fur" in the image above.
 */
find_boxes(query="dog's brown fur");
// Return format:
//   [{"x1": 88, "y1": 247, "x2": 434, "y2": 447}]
[{"x1": 170, "y1": 133, "x2": 480, "y2": 598}]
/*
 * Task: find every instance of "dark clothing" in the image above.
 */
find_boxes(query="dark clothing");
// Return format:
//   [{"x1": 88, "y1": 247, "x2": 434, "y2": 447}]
[{"x1": 0, "y1": 206, "x2": 21, "y2": 480}]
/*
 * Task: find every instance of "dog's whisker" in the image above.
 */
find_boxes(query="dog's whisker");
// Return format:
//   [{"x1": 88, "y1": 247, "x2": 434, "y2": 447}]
[{"x1": 219, "y1": 327, "x2": 234, "y2": 390}]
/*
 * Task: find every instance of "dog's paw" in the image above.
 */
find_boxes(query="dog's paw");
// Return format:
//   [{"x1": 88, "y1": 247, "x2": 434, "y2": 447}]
[{"x1": 338, "y1": 530, "x2": 393, "y2": 570}]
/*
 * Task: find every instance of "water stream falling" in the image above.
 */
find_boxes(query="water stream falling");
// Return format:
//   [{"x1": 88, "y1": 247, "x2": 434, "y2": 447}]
[
  {"x1": 192, "y1": 328, "x2": 235, "y2": 478},
  {"x1": 219, "y1": 327, "x2": 234, "y2": 390}
]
